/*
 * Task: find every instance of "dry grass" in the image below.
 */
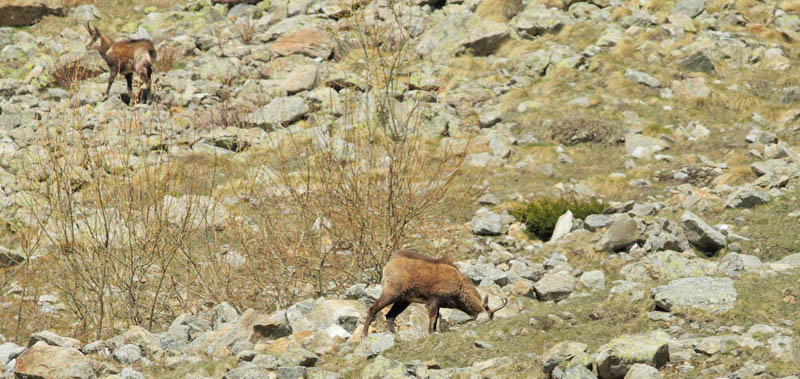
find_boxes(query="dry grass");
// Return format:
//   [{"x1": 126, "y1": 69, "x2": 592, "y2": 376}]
[
  {"x1": 475, "y1": 0, "x2": 524, "y2": 22},
  {"x1": 51, "y1": 59, "x2": 103, "y2": 90}
]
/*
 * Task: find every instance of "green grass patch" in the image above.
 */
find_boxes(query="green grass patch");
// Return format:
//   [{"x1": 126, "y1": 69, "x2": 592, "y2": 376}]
[{"x1": 511, "y1": 197, "x2": 606, "y2": 241}]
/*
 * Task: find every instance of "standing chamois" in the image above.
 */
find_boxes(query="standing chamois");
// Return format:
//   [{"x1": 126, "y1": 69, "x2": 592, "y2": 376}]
[
  {"x1": 362, "y1": 250, "x2": 508, "y2": 337},
  {"x1": 85, "y1": 22, "x2": 156, "y2": 104}
]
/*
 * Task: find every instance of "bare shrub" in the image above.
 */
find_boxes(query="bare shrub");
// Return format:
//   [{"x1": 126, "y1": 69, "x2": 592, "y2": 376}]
[
  {"x1": 15, "y1": 110, "x2": 213, "y2": 339},
  {"x1": 154, "y1": 43, "x2": 180, "y2": 73},
  {"x1": 237, "y1": 19, "x2": 255, "y2": 45},
  {"x1": 549, "y1": 113, "x2": 622, "y2": 145},
  {"x1": 226, "y1": 1, "x2": 476, "y2": 308},
  {"x1": 51, "y1": 59, "x2": 102, "y2": 90}
]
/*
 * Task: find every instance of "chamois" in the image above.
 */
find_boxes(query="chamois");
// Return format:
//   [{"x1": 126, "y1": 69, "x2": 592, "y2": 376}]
[
  {"x1": 362, "y1": 250, "x2": 507, "y2": 337},
  {"x1": 85, "y1": 22, "x2": 156, "y2": 104}
]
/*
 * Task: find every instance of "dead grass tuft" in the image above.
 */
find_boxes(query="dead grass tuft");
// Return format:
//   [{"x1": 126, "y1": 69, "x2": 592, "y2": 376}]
[{"x1": 51, "y1": 59, "x2": 102, "y2": 90}]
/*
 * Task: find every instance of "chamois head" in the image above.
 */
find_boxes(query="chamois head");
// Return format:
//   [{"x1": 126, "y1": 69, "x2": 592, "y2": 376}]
[{"x1": 85, "y1": 22, "x2": 102, "y2": 49}]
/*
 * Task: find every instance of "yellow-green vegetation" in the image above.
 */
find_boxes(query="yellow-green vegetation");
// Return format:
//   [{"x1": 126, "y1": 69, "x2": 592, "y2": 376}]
[{"x1": 510, "y1": 197, "x2": 606, "y2": 240}]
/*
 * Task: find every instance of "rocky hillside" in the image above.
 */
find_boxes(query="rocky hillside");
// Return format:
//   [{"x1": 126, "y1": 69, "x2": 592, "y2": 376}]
[{"x1": 1, "y1": 0, "x2": 800, "y2": 378}]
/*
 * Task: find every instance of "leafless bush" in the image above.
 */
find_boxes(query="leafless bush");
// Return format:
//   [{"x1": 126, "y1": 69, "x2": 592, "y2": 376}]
[
  {"x1": 237, "y1": 19, "x2": 255, "y2": 45},
  {"x1": 51, "y1": 59, "x2": 102, "y2": 90},
  {"x1": 15, "y1": 110, "x2": 213, "y2": 339},
  {"x1": 228, "y1": 1, "x2": 476, "y2": 307}
]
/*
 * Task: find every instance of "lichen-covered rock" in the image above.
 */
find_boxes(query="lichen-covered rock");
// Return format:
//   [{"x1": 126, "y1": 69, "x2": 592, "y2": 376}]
[
  {"x1": 594, "y1": 331, "x2": 670, "y2": 379},
  {"x1": 543, "y1": 341, "x2": 589, "y2": 375},
  {"x1": 621, "y1": 250, "x2": 716, "y2": 282},
  {"x1": 624, "y1": 363, "x2": 663, "y2": 379},
  {"x1": 285, "y1": 297, "x2": 365, "y2": 334},
  {"x1": 652, "y1": 276, "x2": 737, "y2": 312},
  {"x1": 597, "y1": 215, "x2": 643, "y2": 251},
  {"x1": 359, "y1": 355, "x2": 409, "y2": 378}
]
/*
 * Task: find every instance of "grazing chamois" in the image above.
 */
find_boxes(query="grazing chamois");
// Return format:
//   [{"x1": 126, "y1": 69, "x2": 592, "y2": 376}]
[
  {"x1": 362, "y1": 250, "x2": 507, "y2": 337},
  {"x1": 85, "y1": 22, "x2": 156, "y2": 104}
]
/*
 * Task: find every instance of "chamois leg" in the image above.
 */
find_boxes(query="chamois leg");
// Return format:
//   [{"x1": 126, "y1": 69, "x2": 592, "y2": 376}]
[
  {"x1": 426, "y1": 299, "x2": 441, "y2": 334},
  {"x1": 363, "y1": 293, "x2": 395, "y2": 338},
  {"x1": 124, "y1": 73, "x2": 133, "y2": 105},
  {"x1": 104, "y1": 68, "x2": 118, "y2": 101},
  {"x1": 384, "y1": 300, "x2": 410, "y2": 333}
]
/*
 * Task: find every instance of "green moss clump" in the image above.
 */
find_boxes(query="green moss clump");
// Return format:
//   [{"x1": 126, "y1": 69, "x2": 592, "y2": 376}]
[{"x1": 510, "y1": 197, "x2": 606, "y2": 241}]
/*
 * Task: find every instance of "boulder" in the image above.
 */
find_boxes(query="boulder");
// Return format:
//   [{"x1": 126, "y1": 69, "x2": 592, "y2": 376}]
[
  {"x1": 681, "y1": 211, "x2": 726, "y2": 254},
  {"x1": 534, "y1": 272, "x2": 575, "y2": 302},
  {"x1": 597, "y1": 215, "x2": 643, "y2": 251},
  {"x1": 652, "y1": 276, "x2": 737, "y2": 313},
  {"x1": 14, "y1": 344, "x2": 94, "y2": 379},
  {"x1": 594, "y1": 331, "x2": 670, "y2": 379},
  {"x1": 543, "y1": 341, "x2": 589, "y2": 375},
  {"x1": 624, "y1": 363, "x2": 663, "y2": 379},
  {"x1": 471, "y1": 209, "x2": 503, "y2": 236},
  {"x1": 724, "y1": 185, "x2": 771, "y2": 208}
]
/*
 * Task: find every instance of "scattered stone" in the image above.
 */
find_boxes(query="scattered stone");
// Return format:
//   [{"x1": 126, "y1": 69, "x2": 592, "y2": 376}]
[
  {"x1": 624, "y1": 363, "x2": 663, "y2": 379},
  {"x1": 595, "y1": 331, "x2": 670, "y2": 379},
  {"x1": 112, "y1": 344, "x2": 142, "y2": 364},
  {"x1": 534, "y1": 272, "x2": 576, "y2": 302},
  {"x1": 269, "y1": 28, "x2": 333, "y2": 59},
  {"x1": 472, "y1": 209, "x2": 503, "y2": 236},
  {"x1": 725, "y1": 184, "x2": 771, "y2": 209},
  {"x1": 543, "y1": 341, "x2": 589, "y2": 375},
  {"x1": 672, "y1": 0, "x2": 706, "y2": 18},
  {"x1": 0, "y1": 246, "x2": 24, "y2": 267},
  {"x1": 768, "y1": 335, "x2": 795, "y2": 361},
  {"x1": 597, "y1": 215, "x2": 643, "y2": 251},
  {"x1": 549, "y1": 210, "x2": 574, "y2": 242},
  {"x1": 681, "y1": 211, "x2": 726, "y2": 254},
  {"x1": 579, "y1": 270, "x2": 606, "y2": 290},
  {"x1": 625, "y1": 69, "x2": 661, "y2": 88}
]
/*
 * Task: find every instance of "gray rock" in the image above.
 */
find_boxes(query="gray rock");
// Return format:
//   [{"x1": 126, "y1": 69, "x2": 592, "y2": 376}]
[
  {"x1": 768, "y1": 335, "x2": 795, "y2": 361},
  {"x1": 477, "y1": 193, "x2": 500, "y2": 206},
  {"x1": 597, "y1": 215, "x2": 643, "y2": 252},
  {"x1": 681, "y1": 211, "x2": 726, "y2": 254},
  {"x1": 672, "y1": 0, "x2": 706, "y2": 18},
  {"x1": 213, "y1": 302, "x2": 240, "y2": 330},
  {"x1": 625, "y1": 133, "x2": 667, "y2": 160},
  {"x1": 717, "y1": 253, "x2": 761, "y2": 277},
  {"x1": 223, "y1": 364, "x2": 270, "y2": 379},
  {"x1": 652, "y1": 276, "x2": 737, "y2": 313},
  {"x1": 416, "y1": 10, "x2": 510, "y2": 60},
  {"x1": 286, "y1": 297, "x2": 364, "y2": 334},
  {"x1": 725, "y1": 185, "x2": 770, "y2": 208},
  {"x1": 512, "y1": 7, "x2": 571, "y2": 38},
  {"x1": 278, "y1": 348, "x2": 319, "y2": 367},
  {"x1": 534, "y1": 272, "x2": 575, "y2": 302},
  {"x1": 625, "y1": 69, "x2": 661, "y2": 88},
  {"x1": 679, "y1": 51, "x2": 715, "y2": 74},
  {"x1": 672, "y1": 77, "x2": 710, "y2": 99},
  {"x1": 579, "y1": 270, "x2": 605, "y2": 290},
  {"x1": 466, "y1": 152, "x2": 504, "y2": 168},
  {"x1": 624, "y1": 363, "x2": 663, "y2": 379},
  {"x1": 120, "y1": 367, "x2": 146, "y2": 379},
  {"x1": 550, "y1": 210, "x2": 574, "y2": 242},
  {"x1": 507, "y1": 260, "x2": 545, "y2": 283},
  {"x1": 480, "y1": 110, "x2": 503, "y2": 128},
  {"x1": 277, "y1": 366, "x2": 308, "y2": 379},
  {"x1": 0, "y1": 342, "x2": 24, "y2": 366},
  {"x1": 456, "y1": 261, "x2": 509, "y2": 286},
  {"x1": 360, "y1": 333, "x2": 395, "y2": 358},
  {"x1": 28, "y1": 330, "x2": 80, "y2": 348},
  {"x1": 595, "y1": 331, "x2": 670, "y2": 379},
  {"x1": 245, "y1": 96, "x2": 309, "y2": 128},
  {"x1": 543, "y1": 341, "x2": 589, "y2": 375},
  {"x1": 472, "y1": 209, "x2": 503, "y2": 236},
  {"x1": 359, "y1": 355, "x2": 409, "y2": 378},
  {"x1": 621, "y1": 250, "x2": 716, "y2": 282},
  {"x1": 543, "y1": 252, "x2": 572, "y2": 273},
  {"x1": 745, "y1": 129, "x2": 778, "y2": 144},
  {"x1": 71, "y1": 4, "x2": 101, "y2": 22},
  {"x1": 584, "y1": 214, "x2": 612, "y2": 231},
  {"x1": 112, "y1": 344, "x2": 142, "y2": 364},
  {"x1": 778, "y1": 253, "x2": 800, "y2": 268},
  {"x1": 280, "y1": 64, "x2": 318, "y2": 95},
  {"x1": 565, "y1": 365, "x2": 599, "y2": 379},
  {"x1": 0, "y1": 246, "x2": 24, "y2": 267}
]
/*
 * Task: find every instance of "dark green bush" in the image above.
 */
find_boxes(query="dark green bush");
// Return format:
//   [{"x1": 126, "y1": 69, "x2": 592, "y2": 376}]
[{"x1": 510, "y1": 197, "x2": 606, "y2": 241}]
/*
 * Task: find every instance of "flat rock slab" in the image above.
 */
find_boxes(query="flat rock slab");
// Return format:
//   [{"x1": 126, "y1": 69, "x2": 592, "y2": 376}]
[
  {"x1": 268, "y1": 28, "x2": 333, "y2": 59},
  {"x1": 0, "y1": 0, "x2": 63, "y2": 27},
  {"x1": 14, "y1": 344, "x2": 94, "y2": 379},
  {"x1": 652, "y1": 276, "x2": 737, "y2": 313}
]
